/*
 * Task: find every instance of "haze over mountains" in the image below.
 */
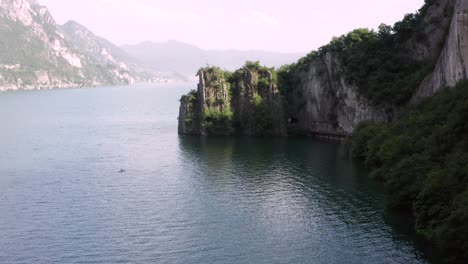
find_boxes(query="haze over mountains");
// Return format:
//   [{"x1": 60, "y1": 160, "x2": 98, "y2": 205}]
[
  {"x1": 0, "y1": 0, "x2": 303, "y2": 90},
  {"x1": 121, "y1": 41, "x2": 304, "y2": 79}
]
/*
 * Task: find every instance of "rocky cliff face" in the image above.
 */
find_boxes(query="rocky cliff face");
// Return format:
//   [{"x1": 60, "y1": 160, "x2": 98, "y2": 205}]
[
  {"x1": 403, "y1": 0, "x2": 455, "y2": 62},
  {"x1": 178, "y1": 68, "x2": 230, "y2": 135},
  {"x1": 286, "y1": 0, "x2": 459, "y2": 135},
  {"x1": 178, "y1": 63, "x2": 286, "y2": 136},
  {"x1": 413, "y1": 0, "x2": 468, "y2": 101},
  {"x1": 178, "y1": 89, "x2": 202, "y2": 135},
  {"x1": 0, "y1": 0, "x2": 133, "y2": 91},
  {"x1": 286, "y1": 53, "x2": 388, "y2": 135},
  {"x1": 230, "y1": 65, "x2": 286, "y2": 136},
  {"x1": 60, "y1": 20, "x2": 135, "y2": 83}
]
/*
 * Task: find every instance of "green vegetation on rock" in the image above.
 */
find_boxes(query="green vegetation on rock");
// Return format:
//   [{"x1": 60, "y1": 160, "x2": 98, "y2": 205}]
[
  {"x1": 230, "y1": 61, "x2": 284, "y2": 136},
  {"x1": 203, "y1": 107, "x2": 233, "y2": 135},
  {"x1": 351, "y1": 81, "x2": 468, "y2": 262},
  {"x1": 198, "y1": 66, "x2": 234, "y2": 135},
  {"x1": 179, "y1": 62, "x2": 285, "y2": 136},
  {"x1": 278, "y1": 0, "x2": 449, "y2": 107}
]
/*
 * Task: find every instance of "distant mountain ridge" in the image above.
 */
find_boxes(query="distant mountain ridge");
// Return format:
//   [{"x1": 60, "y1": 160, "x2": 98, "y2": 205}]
[{"x1": 121, "y1": 40, "x2": 305, "y2": 79}]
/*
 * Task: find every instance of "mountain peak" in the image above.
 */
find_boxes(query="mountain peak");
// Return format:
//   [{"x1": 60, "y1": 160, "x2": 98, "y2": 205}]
[{"x1": 62, "y1": 20, "x2": 93, "y2": 35}]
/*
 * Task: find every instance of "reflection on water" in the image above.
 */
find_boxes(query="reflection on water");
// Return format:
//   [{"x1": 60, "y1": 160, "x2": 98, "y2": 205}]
[
  {"x1": 0, "y1": 85, "x2": 435, "y2": 264},
  {"x1": 177, "y1": 136, "x2": 431, "y2": 264}
]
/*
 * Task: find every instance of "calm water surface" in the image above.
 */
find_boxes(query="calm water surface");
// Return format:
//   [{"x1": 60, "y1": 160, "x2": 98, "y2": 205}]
[{"x1": 0, "y1": 84, "x2": 432, "y2": 263}]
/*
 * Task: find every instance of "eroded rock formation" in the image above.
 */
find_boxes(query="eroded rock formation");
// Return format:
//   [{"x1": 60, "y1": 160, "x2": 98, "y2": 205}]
[{"x1": 179, "y1": 64, "x2": 285, "y2": 136}]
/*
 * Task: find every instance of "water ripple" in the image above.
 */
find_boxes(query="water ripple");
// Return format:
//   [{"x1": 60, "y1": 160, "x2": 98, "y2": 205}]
[{"x1": 0, "y1": 85, "x2": 434, "y2": 264}]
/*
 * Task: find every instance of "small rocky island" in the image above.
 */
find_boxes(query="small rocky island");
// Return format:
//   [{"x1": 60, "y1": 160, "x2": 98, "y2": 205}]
[{"x1": 179, "y1": 63, "x2": 285, "y2": 136}]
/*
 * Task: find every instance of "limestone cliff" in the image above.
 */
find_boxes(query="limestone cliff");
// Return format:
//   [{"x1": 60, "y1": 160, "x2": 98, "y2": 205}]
[
  {"x1": 403, "y1": 0, "x2": 455, "y2": 62},
  {"x1": 178, "y1": 90, "x2": 202, "y2": 135},
  {"x1": 285, "y1": 53, "x2": 388, "y2": 135},
  {"x1": 179, "y1": 67, "x2": 231, "y2": 135},
  {"x1": 230, "y1": 64, "x2": 286, "y2": 136},
  {"x1": 284, "y1": 0, "x2": 458, "y2": 136},
  {"x1": 413, "y1": 0, "x2": 468, "y2": 101},
  {"x1": 178, "y1": 63, "x2": 285, "y2": 136}
]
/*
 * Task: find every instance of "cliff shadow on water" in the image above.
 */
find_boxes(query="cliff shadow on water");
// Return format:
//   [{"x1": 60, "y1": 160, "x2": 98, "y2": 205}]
[{"x1": 177, "y1": 135, "x2": 447, "y2": 264}]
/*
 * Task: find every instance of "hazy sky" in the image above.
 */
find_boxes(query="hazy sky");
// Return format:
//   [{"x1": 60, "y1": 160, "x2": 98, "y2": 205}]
[{"x1": 39, "y1": 0, "x2": 424, "y2": 53}]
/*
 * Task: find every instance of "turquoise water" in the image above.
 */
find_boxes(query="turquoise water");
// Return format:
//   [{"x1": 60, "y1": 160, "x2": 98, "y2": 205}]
[{"x1": 0, "y1": 84, "x2": 432, "y2": 263}]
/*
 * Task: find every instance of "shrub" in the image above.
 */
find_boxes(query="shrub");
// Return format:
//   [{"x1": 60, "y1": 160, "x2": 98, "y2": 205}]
[{"x1": 351, "y1": 81, "x2": 468, "y2": 261}]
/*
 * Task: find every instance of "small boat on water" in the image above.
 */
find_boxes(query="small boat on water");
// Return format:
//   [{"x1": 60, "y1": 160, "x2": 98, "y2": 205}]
[{"x1": 118, "y1": 169, "x2": 126, "y2": 173}]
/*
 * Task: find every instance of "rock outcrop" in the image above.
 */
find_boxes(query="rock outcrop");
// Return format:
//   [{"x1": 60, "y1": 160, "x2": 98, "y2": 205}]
[
  {"x1": 286, "y1": 53, "x2": 388, "y2": 135},
  {"x1": 403, "y1": 0, "x2": 455, "y2": 62},
  {"x1": 178, "y1": 68, "x2": 228, "y2": 135},
  {"x1": 230, "y1": 65, "x2": 286, "y2": 136},
  {"x1": 286, "y1": 0, "x2": 460, "y2": 136},
  {"x1": 179, "y1": 63, "x2": 286, "y2": 136},
  {"x1": 178, "y1": 90, "x2": 202, "y2": 135},
  {"x1": 413, "y1": 0, "x2": 468, "y2": 101}
]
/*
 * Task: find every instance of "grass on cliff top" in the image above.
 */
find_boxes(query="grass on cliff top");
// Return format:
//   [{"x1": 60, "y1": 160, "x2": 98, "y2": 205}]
[
  {"x1": 351, "y1": 80, "x2": 468, "y2": 263},
  {"x1": 232, "y1": 61, "x2": 278, "y2": 91}
]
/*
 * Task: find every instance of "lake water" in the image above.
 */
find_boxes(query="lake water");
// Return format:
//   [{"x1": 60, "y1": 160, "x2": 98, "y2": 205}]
[{"x1": 0, "y1": 84, "x2": 433, "y2": 264}]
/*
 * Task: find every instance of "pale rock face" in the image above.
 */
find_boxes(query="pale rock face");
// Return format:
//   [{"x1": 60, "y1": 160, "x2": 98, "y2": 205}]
[
  {"x1": 0, "y1": 0, "x2": 34, "y2": 26},
  {"x1": 59, "y1": 20, "x2": 138, "y2": 83},
  {"x1": 34, "y1": 70, "x2": 50, "y2": 84},
  {"x1": 34, "y1": 5, "x2": 55, "y2": 26},
  {"x1": 413, "y1": 0, "x2": 468, "y2": 101},
  {"x1": 288, "y1": 53, "x2": 388, "y2": 135},
  {"x1": 404, "y1": 0, "x2": 455, "y2": 61},
  {"x1": 51, "y1": 39, "x2": 83, "y2": 68},
  {"x1": 0, "y1": 64, "x2": 20, "y2": 69},
  {"x1": 100, "y1": 48, "x2": 117, "y2": 64},
  {"x1": 60, "y1": 51, "x2": 83, "y2": 68},
  {"x1": 288, "y1": 0, "x2": 462, "y2": 135}
]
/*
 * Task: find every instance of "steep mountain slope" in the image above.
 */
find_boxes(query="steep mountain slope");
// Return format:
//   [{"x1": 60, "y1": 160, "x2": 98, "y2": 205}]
[
  {"x1": 60, "y1": 20, "x2": 135, "y2": 69},
  {"x1": 60, "y1": 21, "x2": 184, "y2": 83},
  {"x1": 121, "y1": 40, "x2": 304, "y2": 79},
  {"x1": 0, "y1": 0, "x2": 135, "y2": 91}
]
